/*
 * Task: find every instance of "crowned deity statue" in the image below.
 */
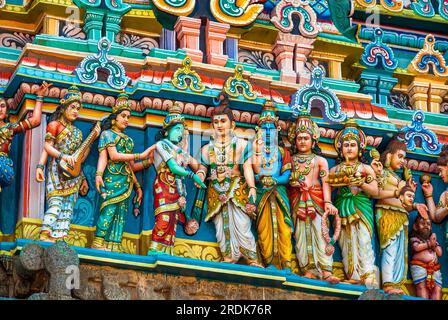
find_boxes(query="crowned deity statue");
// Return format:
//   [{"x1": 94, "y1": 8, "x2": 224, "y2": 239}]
[
  {"x1": 36, "y1": 86, "x2": 101, "y2": 242},
  {"x1": 0, "y1": 81, "x2": 51, "y2": 192},
  {"x1": 328, "y1": 120, "x2": 379, "y2": 287},
  {"x1": 250, "y1": 102, "x2": 293, "y2": 271},
  {"x1": 370, "y1": 139, "x2": 428, "y2": 294},
  {"x1": 147, "y1": 103, "x2": 206, "y2": 255},
  {"x1": 193, "y1": 94, "x2": 262, "y2": 267},
  {"x1": 92, "y1": 93, "x2": 154, "y2": 252},
  {"x1": 287, "y1": 113, "x2": 340, "y2": 283}
]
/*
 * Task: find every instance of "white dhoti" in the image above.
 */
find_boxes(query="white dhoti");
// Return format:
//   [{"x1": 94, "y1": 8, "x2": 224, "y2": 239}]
[
  {"x1": 339, "y1": 221, "x2": 378, "y2": 286},
  {"x1": 213, "y1": 201, "x2": 258, "y2": 262},
  {"x1": 295, "y1": 215, "x2": 333, "y2": 275},
  {"x1": 410, "y1": 264, "x2": 442, "y2": 287},
  {"x1": 381, "y1": 228, "x2": 407, "y2": 286}
]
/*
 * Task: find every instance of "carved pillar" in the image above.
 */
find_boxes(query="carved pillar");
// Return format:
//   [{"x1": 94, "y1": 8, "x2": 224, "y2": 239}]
[
  {"x1": 272, "y1": 33, "x2": 297, "y2": 83},
  {"x1": 328, "y1": 60, "x2": 342, "y2": 80},
  {"x1": 377, "y1": 76, "x2": 398, "y2": 106},
  {"x1": 174, "y1": 16, "x2": 203, "y2": 63},
  {"x1": 18, "y1": 109, "x2": 46, "y2": 221},
  {"x1": 408, "y1": 80, "x2": 430, "y2": 111},
  {"x1": 83, "y1": 10, "x2": 104, "y2": 41},
  {"x1": 160, "y1": 28, "x2": 177, "y2": 51},
  {"x1": 205, "y1": 21, "x2": 230, "y2": 66},
  {"x1": 225, "y1": 36, "x2": 238, "y2": 61},
  {"x1": 293, "y1": 35, "x2": 315, "y2": 85},
  {"x1": 43, "y1": 16, "x2": 60, "y2": 36},
  {"x1": 428, "y1": 83, "x2": 448, "y2": 113},
  {"x1": 358, "y1": 72, "x2": 380, "y2": 103},
  {"x1": 104, "y1": 14, "x2": 122, "y2": 43}
]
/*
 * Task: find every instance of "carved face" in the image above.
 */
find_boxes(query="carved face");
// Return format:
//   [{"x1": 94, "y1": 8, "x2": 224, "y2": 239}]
[
  {"x1": 414, "y1": 217, "x2": 432, "y2": 240},
  {"x1": 167, "y1": 123, "x2": 184, "y2": 144},
  {"x1": 261, "y1": 122, "x2": 278, "y2": 146},
  {"x1": 0, "y1": 98, "x2": 7, "y2": 121},
  {"x1": 63, "y1": 101, "x2": 82, "y2": 122},
  {"x1": 212, "y1": 114, "x2": 233, "y2": 139},
  {"x1": 296, "y1": 132, "x2": 313, "y2": 154},
  {"x1": 438, "y1": 165, "x2": 448, "y2": 183},
  {"x1": 341, "y1": 139, "x2": 359, "y2": 161},
  {"x1": 400, "y1": 190, "x2": 415, "y2": 207},
  {"x1": 388, "y1": 149, "x2": 406, "y2": 171},
  {"x1": 115, "y1": 110, "x2": 131, "y2": 131}
]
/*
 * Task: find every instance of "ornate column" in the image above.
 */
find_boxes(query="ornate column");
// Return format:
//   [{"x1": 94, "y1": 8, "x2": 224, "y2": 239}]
[
  {"x1": 272, "y1": 33, "x2": 297, "y2": 83},
  {"x1": 43, "y1": 16, "x2": 60, "y2": 36},
  {"x1": 225, "y1": 36, "x2": 239, "y2": 61},
  {"x1": 358, "y1": 72, "x2": 380, "y2": 103},
  {"x1": 83, "y1": 10, "x2": 105, "y2": 41},
  {"x1": 174, "y1": 16, "x2": 203, "y2": 63},
  {"x1": 293, "y1": 35, "x2": 315, "y2": 85},
  {"x1": 160, "y1": 28, "x2": 177, "y2": 51},
  {"x1": 205, "y1": 20, "x2": 230, "y2": 66},
  {"x1": 428, "y1": 83, "x2": 448, "y2": 113},
  {"x1": 104, "y1": 14, "x2": 123, "y2": 43},
  {"x1": 18, "y1": 108, "x2": 47, "y2": 221},
  {"x1": 408, "y1": 80, "x2": 430, "y2": 111}
]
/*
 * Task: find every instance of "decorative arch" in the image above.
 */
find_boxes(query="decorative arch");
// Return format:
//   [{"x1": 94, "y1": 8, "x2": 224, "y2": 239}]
[
  {"x1": 410, "y1": 34, "x2": 448, "y2": 77},
  {"x1": 271, "y1": 0, "x2": 320, "y2": 38},
  {"x1": 398, "y1": 110, "x2": 442, "y2": 154},
  {"x1": 289, "y1": 67, "x2": 346, "y2": 123},
  {"x1": 361, "y1": 28, "x2": 398, "y2": 72}
]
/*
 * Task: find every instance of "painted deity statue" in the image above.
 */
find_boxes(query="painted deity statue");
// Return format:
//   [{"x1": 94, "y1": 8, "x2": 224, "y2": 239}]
[
  {"x1": 148, "y1": 103, "x2": 206, "y2": 255},
  {"x1": 422, "y1": 145, "x2": 448, "y2": 227},
  {"x1": 0, "y1": 82, "x2": 51, "y2": 192},
  {"x1": 328, "y1": 120, "x2": 378, "y2": 287},
  {"x1": 370, "y1": 139, "x2": 428, "y2": 294},
  {"x1": 93, "y1": 93, "x2": 154, "y2": 252},
  {"x1": 410, "y1": 213, "x2": 443, "y2": 300},
  {"x1": 288, "y1": 114, "x2": 340, "y2": 283},
  {"x1": 195, "y1": 96, "x2": 262, "y2": 267},
  {"x1": 250, "y1": 102, "x2": 293, "y2": 270},
  {"x1": 37, "y1": 86, "x2": 101, "y2": 242}
]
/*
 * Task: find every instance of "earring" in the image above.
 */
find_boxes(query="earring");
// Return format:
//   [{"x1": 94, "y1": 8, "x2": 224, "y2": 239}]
[
  {"x1": 359, "y1": 152, "x2": 362, "y2": 158},
  {"x1": 164, "y1": 132, "x2": 168, "y2": 137},
  {"x1": 385, "y1": 155, "x2": 391, "y2": 168},
  {"x1": 112, "y1": 119, "x2": 116, "y2": 126}
]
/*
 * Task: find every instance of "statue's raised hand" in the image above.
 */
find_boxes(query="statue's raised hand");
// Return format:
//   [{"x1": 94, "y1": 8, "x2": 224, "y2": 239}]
[{"x1": 36, "y1": 81, "x2": 53, "y2": 97}]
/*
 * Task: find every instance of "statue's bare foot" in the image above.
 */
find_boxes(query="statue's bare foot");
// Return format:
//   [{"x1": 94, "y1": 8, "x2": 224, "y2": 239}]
[
  {"x1": 322, "y1": 273, "x2": 340, "y2": 284},
  {"x1": 222, "y1": 256, "x2": 237, "y2": 264},
  {"x1": 384, "y1": 286, "x2": 404, "y2": 295},
  {"x1": 303, "y1": 272, "x2": 317, "y2": 279},
  {"x1": 39, "y1": 234, "x2": 55, "y2": 243},
  {"x1": 248, "y1": 260, "x2": 264, "y2": 268},
  {"x1": 343, "y1": 279, "x2": 361, "y2": 285}
]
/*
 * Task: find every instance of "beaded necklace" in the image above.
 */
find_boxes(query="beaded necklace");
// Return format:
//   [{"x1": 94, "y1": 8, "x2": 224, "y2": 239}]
[
  {"x1": 209, "y1": 136, "x2": 237, "y2": 194},
  {"x1": 292, "y1": 153, "x2": 315, "y2": 182}
]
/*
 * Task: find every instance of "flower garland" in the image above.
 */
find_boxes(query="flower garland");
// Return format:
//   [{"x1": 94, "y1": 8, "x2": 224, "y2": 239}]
[
  {"x1": 209, "y1": 136, "x2": 237, "y2": 202},
  {"x1": 321, "y1": 210, "x2": 341, "y2": 256}
]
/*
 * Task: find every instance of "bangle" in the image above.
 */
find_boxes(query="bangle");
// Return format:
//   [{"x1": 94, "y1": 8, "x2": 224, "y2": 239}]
[
  {"x1": 134, "y1": 153, "x2": 140, "y2": 161},
  {"x1": 249, "y1": 186, "x2": 257, "y2": 190},
  {"x1": 96, "y1": 171, "x2": 103, "y2": 177},
  {"x1": 142, "y1": 159, "x2": 150, "y2": 169},
  {"x1": 58, "y1": 152, "x2": 65, "y2": 161},
  {"x1": 394, "y1": 189, "x2": 400, "y2": 198},
  {"x1": 187, "y1": 171, "x2": 194, "y2": 179},
  {"x1": 36, "y1": 164, "x2": 45, "y2": 170},
  {"x1": 324, "y1": 201, "x2": 332, "y2": 204},
  {"x1": 424, "y1": 194, "x2": 433, "y2": 199},
  {"x1": 135, "y1": 182, "x2": 141, "y2": 189},
  {"x1": 196, "y1": 169, "x2": 206, "y2": 177}
]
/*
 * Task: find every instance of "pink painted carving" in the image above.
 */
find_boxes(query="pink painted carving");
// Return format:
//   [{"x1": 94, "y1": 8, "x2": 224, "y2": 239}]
[
  {"x1": 205, "y1": 21, "x2": 230, "y2": 66},
  {"x1": 174, "y1": 16, "x2": 203, "y2": 63}
]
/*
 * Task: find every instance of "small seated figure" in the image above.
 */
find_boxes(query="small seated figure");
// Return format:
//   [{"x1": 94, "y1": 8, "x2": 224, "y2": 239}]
[{"x1": 409, "y1": 214, "x2": 443, "y2": 300}]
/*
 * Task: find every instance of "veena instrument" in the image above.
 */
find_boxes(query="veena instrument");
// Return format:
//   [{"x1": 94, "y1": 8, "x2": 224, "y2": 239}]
[{"x1": 59, "y1": 122, "x2": 101, "y2": 179}]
